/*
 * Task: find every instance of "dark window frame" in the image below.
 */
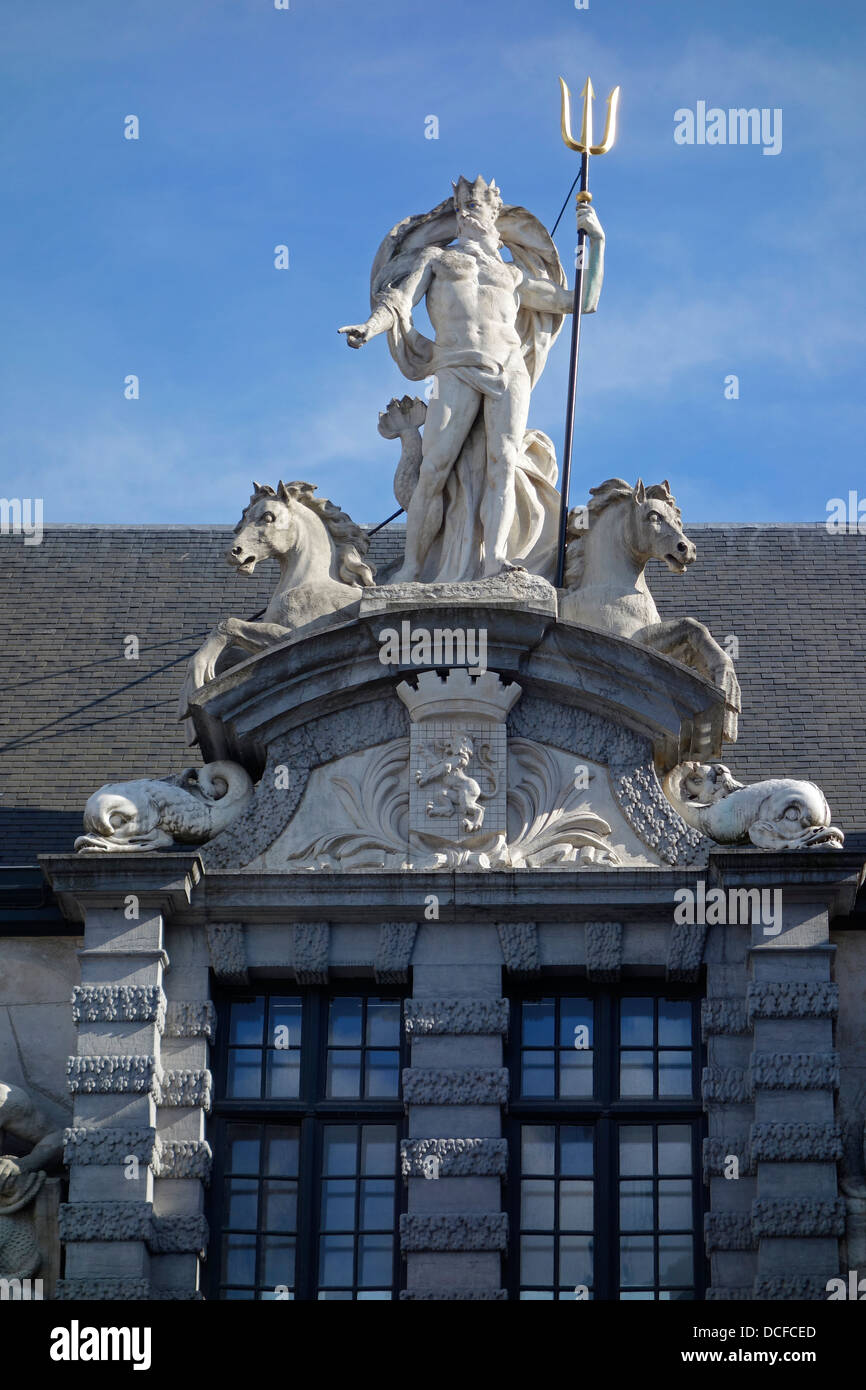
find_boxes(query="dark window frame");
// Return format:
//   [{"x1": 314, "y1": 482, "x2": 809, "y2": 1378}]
[
  {"x1": 505, "y1": 984, "x2": 707, "y2": 1302},
  {"x1": 208, "y1": 983, "x2": 408, "y2": 1301}
]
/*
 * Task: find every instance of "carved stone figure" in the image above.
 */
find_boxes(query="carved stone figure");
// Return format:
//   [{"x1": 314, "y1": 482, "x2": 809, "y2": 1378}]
[
  {"x1": 416, "y1": 735, "x2": 490, "y2": 832},
  {"x1": 179, "y1": 480, "x2": 375, "y2": 716},
  {"x1": 74, "y1": 761, "x2": 254, "y2": 852},
  {"x1": 560, "y1": 478, "x2": 740, "y2": 741},
  {"x1": 340, "y1": 175, "x2": 605, "y2": 583},
  {"x1": 0, "y1": 1081, "x2": 64, "y2": 1281},
  {"x1": 662, "y1": 761, "x2": 844, "y2": 849}
]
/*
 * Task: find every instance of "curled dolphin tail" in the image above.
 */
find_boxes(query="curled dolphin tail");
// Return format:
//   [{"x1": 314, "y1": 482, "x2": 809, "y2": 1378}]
[{"x1": 378, "y1": 395, "x2": 426, "y2": 510}]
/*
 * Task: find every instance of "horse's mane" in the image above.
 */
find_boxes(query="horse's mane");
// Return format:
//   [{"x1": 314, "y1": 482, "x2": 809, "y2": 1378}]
[
  {"x1": 563, "y1": 477, "x2": 681, "y2": 589},
  {"x1": 247, "y1": 481, "x2": 376, "y2": 587}
]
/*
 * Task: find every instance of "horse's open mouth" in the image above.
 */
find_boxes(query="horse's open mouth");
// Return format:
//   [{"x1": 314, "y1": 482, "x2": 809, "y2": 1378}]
[
  {"x1": 229, "y1": 554, "x2": 258, "y2": 573},
  {"x1": 665, "y1": 554, "x2": 689, "y2": 575}
]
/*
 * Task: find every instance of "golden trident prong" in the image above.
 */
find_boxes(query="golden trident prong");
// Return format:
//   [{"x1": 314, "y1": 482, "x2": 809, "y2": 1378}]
[{"x1": 559, "y1": 75, "x2": 620, "y2": 156}]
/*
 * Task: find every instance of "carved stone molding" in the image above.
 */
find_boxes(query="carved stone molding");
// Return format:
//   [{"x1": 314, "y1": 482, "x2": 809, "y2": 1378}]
[
  {"x1": 151, "y1": 1214, "x2": 209, "y2": 1255},
  {"x1": 404, "y1": 999, "x2": 509, "y2": 1037},
  {"x1": 206, "y1": 922, "x2": 248, "y2": 985},
  {"x1": 667, "y1": 923, "x2": 707, "y2": 983},
  {"x1": 750, "y1": 1122, "x2": 843, "y2": 1164},
  {"x1": 585, "y1": 922, "x2": 622, "y2": 982},
  {"x1": 402, "y1": 1068, "x2": 509, "y2": 1106},
  {"x1": 71, "y1": 985, "x2": 166, "y2": 1030},
  {"x1": 375, "y1": 923, "x2": 418, "y2": 983},
  {"x1": 702, "y1": 1136, "x2": 753, "y2": 1182},
  {"x1": 746, "y1": 981, "x2": 839, "y2": 1021},
  {"x1": 704, "y1": 1212, "x2": 756, "y2": 1252},
  {"x1": 159, "y1": 1069, "x2": 212, "y2": 1110},
  {"x1": 750, "y1": 1052, "x2": 839, "y2": 1092},
  {"x1": 67, "y1": 1055, "x2": 157, "y2": 1096},
  {"x1": 56, "y1": 1278, "x2": 151, "y2": 1300},
  {"x1": 706, "y1": 1286, "x2": 754, "y2": 1301},
  {"x1": 702, "y1": 1066, "x2": 751, "y2": 1107},
  {"x1": 63, "y1": 1126, "x2": 158, "y2": 1168},
  {"x1": 496, "y1": 922, "x2": 539, "y2": 976},
  {"x1": 399, "y1": 1212, "x2": 508, "y2": 1252},
  {"x1": 751, "y1": 1197, "x2": 846, "y2": 1238},
  {"x1": 59, "y1": 1202, "x2": 151, "y2": 1243},
  {"x1": 157, "y1": 1140, "x2": 213, "y2": 1183},
  {"x1": 399, "y1": 1287, "x2": 508, "y2": 1301},
  {"x1": 149, "y1": 1287, "x2": 206, "y2": 1301},
  {"x1": 164, "y1": 1001, "x2": 217, "y2": 1041},
  {"x1": 294, "y1": 922, "x2": 329, "y2": 984},
  {"x1": 754, "y1": 1275, "x2": 836, "y2": 1301},
  {"x1": 400, "y1": 1138, "x2": 508, "y2": 1178},
  {"x1": 701, "y1": 998, "x2": 749, "y2": 1038}
]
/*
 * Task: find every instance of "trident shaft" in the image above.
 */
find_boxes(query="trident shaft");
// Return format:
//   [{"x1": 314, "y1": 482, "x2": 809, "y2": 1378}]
[{"x1": 554, "y1": 76, "x2": 620, "y2": 588}]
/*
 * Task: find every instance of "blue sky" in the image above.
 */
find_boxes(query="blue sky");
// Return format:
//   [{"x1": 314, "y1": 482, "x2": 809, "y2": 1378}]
[{"x1": 1, "y1": 0, "x2": 864, "y2": 525}]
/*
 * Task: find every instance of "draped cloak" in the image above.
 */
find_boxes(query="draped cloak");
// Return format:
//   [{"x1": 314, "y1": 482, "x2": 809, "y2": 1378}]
[{"x1": 369, "y1": 198, "x2": 567, "y2": 582}]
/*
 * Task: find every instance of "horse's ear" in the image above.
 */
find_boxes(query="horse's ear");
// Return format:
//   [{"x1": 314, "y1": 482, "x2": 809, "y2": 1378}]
[
  {"x1": 277, "y1": 481, "x2": 291, "y2": 502},
  {"x1": 634, "y1": 478, "x2": 646, "y2": 503}
]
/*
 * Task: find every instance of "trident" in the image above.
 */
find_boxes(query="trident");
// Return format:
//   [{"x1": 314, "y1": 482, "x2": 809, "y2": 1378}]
[{"x1": 554, "y1": 76, "x2": 620, "y2": 588}]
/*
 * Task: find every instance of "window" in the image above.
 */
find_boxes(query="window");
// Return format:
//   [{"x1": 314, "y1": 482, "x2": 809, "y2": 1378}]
[
  {"x1": 506, "y1": 990, "x2": 704, "y2": 1301},
  {"x1": 210, "y1": 988, "x2": 405, "y2": 1300}
]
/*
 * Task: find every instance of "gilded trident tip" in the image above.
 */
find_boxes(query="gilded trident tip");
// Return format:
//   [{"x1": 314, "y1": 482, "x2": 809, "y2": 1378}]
[{"x1": 559, "y1": 75, "x2": 620, "y2": 155}]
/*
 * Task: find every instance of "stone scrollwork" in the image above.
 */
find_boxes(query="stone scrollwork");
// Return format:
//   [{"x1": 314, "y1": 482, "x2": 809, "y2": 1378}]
[
  {"x1": 662, "y1": 761, "x2": 844, "y2": 849},
  {"x1": 75, "y1": 761, "x2": 254, "y2": 853}
]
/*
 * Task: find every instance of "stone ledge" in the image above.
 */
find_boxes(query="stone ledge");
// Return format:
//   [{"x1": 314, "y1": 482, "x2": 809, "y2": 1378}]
[
  {"x1": 71, "y1": 985, "x2": 166, "y2": 1030},
  {"x1": 399, "y1": 1287, "x2": 508, "y2": 1300},
  {"x1": 750, "y1": 1122, "x2": 843, "y2": 1163},
  {"x1": 746, "y1": 981, "x2": 839, "y2": 1021},
  {"x1": 751, "y1": 1197, "x2": 846, "y2": 1238},
  {"x1": 399, "y1": 1212, "x2": 508, "y2": 1252},
  {"x1": 404, "y1": 998, "x2": 509, "y2": 1037},
  {"x1": 401, "y1": 1138, "x2": 508, "y2": 1178},
  {"x1": 402, "y1": 1068, "x2": 509, "y2": 1106}
]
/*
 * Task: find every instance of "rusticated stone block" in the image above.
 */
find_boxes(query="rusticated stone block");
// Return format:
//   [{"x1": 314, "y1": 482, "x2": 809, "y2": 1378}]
[
  {"x1": 63, "y1": 1126, "x2": 158, "y2": 1168},
  {"x1": 399, "y1": 1287, "x2": 508, "y2": 1300},
  {"x1": 750, "y1": 1052, "x2": 839, "y2": 1092},
  {"x1": 704, "y1": 1212, "x2": 756, "y2": 1252},
  {"x1": 151, "y1": 1214, "x2": 209, "y2": 1255},
  {"x1": 56, "y1": 1279, "x2": 151, "y2": 1300},
  {"x1": 294, "y1": 922, "x2": 329, "y2": 984},
  {"x1": 702, "y1": 1136, "x2": 753, "y2": 1182},
  {"x1": 750, "y1": 1122, "x2": 843, "y2": 1164},
  {"x1": 206, "y1": 922, "x2": 248, "y2": 985},
  {"x1": 402, "y1": 1068, "x2": 509, "y2": 1106},
  {"x1": 400, "y1": 1138, "x2": 508, "y2": 1178},
  {"x1": 375, "y1": 923, "x2": 418, "y2": 983},
  {"x1": 404, "y1": 999, "x2": 509, "y2": 1037},
  {"x1": 585, "y1": 921, "x2": 622, "y2": 982},
  {"x1": 159, "y1": 1068, "x2": 212, "y2": 1110},
  {"x1": 71, "y1": 984, "x2": 166, "y2": 1030},
  {"x1": 702, "y1": 1066, "x2": 751, "y2": 1106},
  {"x1": 751, "y1": 1197, "x2": 845, "y2": 1238},
  {"x1": 156, "y1": 1140, "x2": 213, "y2": 1183},
  {"x1": 399, "y1": 1212, "x2": 508, "y2": 1252},
  {"x1": 59, "y1": 1202, "x2": 152, "y2": 1243},
  {"x1": 706, "y1": 1286, "x2": 754, "y2": 1301},
  {"x1": 67, "y1": 1055, "x2": 157, "y2": 1096},
  {"x1": 164, "y1": 1000, "x2": 216, "y2": 1041},
  {"x1": 701, "y1": 998, "x2": 749, "y2": 1038},
  {"x1": 754, "y1": 1275, "x2": 834, "y2": 1301},
  {"x1": 496, "y1": 922, "x2": 539, "y2": 976},
  {"x1": 746, "y1": 981, "x2": 839, "y2": 1021},
  {"x1": 667, "y1": 922, "x2": 707, "y2": 982}
]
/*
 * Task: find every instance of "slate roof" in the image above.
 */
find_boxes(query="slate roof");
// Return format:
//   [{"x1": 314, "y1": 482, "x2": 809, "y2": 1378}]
[{"x1": 0, "y1": 523, "x2": 863, "y2": 866}]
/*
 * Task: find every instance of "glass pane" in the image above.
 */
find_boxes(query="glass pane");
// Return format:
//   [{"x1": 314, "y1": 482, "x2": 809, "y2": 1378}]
[
  {"x1": 358, "y1": 1234, "x2": 392, "y2": 1287},
  {"x1": 264, "y1": 1126, "x2": 300, "y2": 1178},
  {"x1": 659, "y1": 1180, "x2": 693, "y2": 1231},
  {"x1": 619, "y1": 1179, "x2": 653, "y2": 1231},
  {"x1": 364, "y1": 1050, "x2": 400, "y2": 1098},
  {"x1": 227, "y1": 1049, "x2": 262, "y2": 1098},
  {"x1": 658, "y1": 999, "x2": 692, "y2": 1046},
  {"x1": 357, "y1": 1290, "x2": 391, "y2": 1300},
  {"x1": 620, "y1": 1235, "x2": 654, "y2": 1288},
  {"x1": 559, "y1": 1049, "x2": 593, "y2": 1097},
  {"x1": 318, "y1": 1290, "x2": 352, "y2": 1300},
  {"x1": 329, "y1": 997, "x2": 363, "y2": 1046},
  {"x1": 226, "y1": 1125, "x2": 261, "y2": 1174},
  {"x1": 620, "y1": 1126, "x2": 653, "y2": 1176},
  {"x1": 660, "y1": 1289, "x2": 694, "y2": 1301},
  {"x1": 522, "y1": 1125, "x2": 555, "y2": 1175},
  {"x1": 657, "y1": 1126, "x2": 692, "y2": 1175},
  {"x1": 360, "y1": 1179, "x2": 394, "y2": 1229},
  {"x1": 222, "y1": 1232, "x2": 256, "y2": 1285},
  {"x1": 319, "y1": 1234, "x2": 354, "y2": 1287},
  {"x1": 224, "y1": 1288, "x2": 255, "y2": 1300},
  {"x1": 521, "y1": 1290, "x2": 554, "y2": 1300},
  {"x1": 659, "y1": 1051, "x2": 692, "y2": 1097},
  {"x1": 225, "y1": 1179, "x2": 257, "y2": 1229},
  {"x1": 269, "y1": 996, "x2": 302, "y2": 1049},
  {"x1": 620, "y1": 998, "x2": 653, "y2": 1046},
  {"x1": 521, "y1": 1179, "x2": 555, "y2": 1229},
  {"x1": 521, "y1": 1234, "x2": 554, "y2": 1285},
  {"x1": 620, "y1": 1051, "x2": 654, "y2": 1097},
  {"x1": 265, "y1": 1048, "x2": 300, "y2": 1099},
  {"x1": 366, "y1": 999, "x2": 400, "y2": 1046},
  {"x1": 262, "y1": 1179, "x2": 297, "y2": 1232},
  {"x1": 323, "y1": 1126, "x2": 357, "y2": 1176},
  {"x1": 361, "y1": 1125, "x2": 397, "y2": 1176},
  {"x1": 659, "y1": 1234, "x2": 693, "y2": 1285},
  {"x1": 559, "y1": 1180, "x2": 593, "y2": 1231},
  {"x1": 522, "y1": 1051, "x2": 555, "y2": 1097},
  {"x1": 261, "y1": 1235, "x2": 295, "y2": 1288},
  {"x1": 229, "y1": 998, "x2": 263, "y2": 1045},
  {"x1": 560, "y1": 1126, "x2": 594, "y2": 1177},
  {"x1": 560, "y1": 1234, "x2": 593, "y2": 1286},
  {"x1": 321, "y1": 1179, "x2": 356, "y2": 1230},
  {"x1": 560, "y1": 998, "x2": 593, "y2": 1048},
  {"x1": 327, "y1": 1049, "x2": 362, "y2": 1098},
  {"x1": 522, "y1": 999, "x2": 555, "y2": 1046}
]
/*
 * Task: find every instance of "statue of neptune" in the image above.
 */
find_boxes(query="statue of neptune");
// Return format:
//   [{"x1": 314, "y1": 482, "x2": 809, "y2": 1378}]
[{"x1": 339, "y1": 176, "x2": 605, "y2": 583}]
